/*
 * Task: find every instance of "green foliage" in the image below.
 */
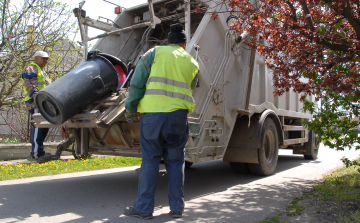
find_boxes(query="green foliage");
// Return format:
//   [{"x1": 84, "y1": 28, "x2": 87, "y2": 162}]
[
  {"x1": 258, "y1": 216, "x2": 289, "y2": 223},
  {"x1": 338, "y1": 210, "x2": 360, "y2": 223},
  {"x1": 0, "y1": 156, "x2": 142, "y2": 181},
  {"x1": 285, "y1": 197, "x2": 307, "y2": 216},
  {"x1": 312, "y1": 166, "x2": 360, "y2": 202},
  {"x1": 303, "y1": 96, "x2": 360, "y2": 153},
  {"x1": 0, "y1": 138, "x2": 21, "y2": 143},
  {"x1": 341, "y1": 158, "x2": 360, "y2": 172}
]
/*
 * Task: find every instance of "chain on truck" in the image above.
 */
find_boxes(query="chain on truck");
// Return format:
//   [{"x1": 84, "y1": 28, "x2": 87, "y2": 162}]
[{"x1": 33, "y1": 0, "x2": 319, "y2": 176}]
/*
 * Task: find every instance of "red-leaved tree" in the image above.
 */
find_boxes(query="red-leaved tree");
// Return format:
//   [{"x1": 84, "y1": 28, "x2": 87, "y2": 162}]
[{"x1": 219, "y1": 0, "x2": 360, "y2": 158}]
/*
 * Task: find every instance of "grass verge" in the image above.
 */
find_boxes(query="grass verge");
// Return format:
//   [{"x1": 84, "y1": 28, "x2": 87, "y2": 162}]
[
  {"x1": 0, "y1": 138, "x2": 21, "y2": 143},
  {"x1": 0, "y1": 156, "x2": 142, "y2": 181},
  {"x1": 260, "y1": 216, "x2": 289, "y2": 223},
  {"x1": 285, "y1": 197, "x2": 307, "y2": 216},
  {"x1": 259, "y1": 161, "x2": 360, "y2": 223},
  {"x1": 312, "y1": 165, "x2": 360, "y2": 202}
]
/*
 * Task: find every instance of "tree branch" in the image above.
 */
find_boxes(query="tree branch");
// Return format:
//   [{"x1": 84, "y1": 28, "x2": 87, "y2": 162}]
[
  {"x1": 10, "y1": 0, "x2": 36, "y2": 31},
  {"x1": 0, "y1": 113, "x2": 26, "y2": 141},
  {"x1": 0, "y1": 0, "x2": 8, "y2": 49},
  {"x1": 301, "y1": 0, "x2": 315, "y2": 32},
  {"x1": 342, "y1": 0, "x2": 360, "y2": 39},
  {"x1": 318, "y1": 38, "x2": 351, "y2": 51},
  {"x1": 323, "y1": 0, "x2": 360, "y2": 40},
  {"x1": 284, "y1": 0, "x2": 297, "y2": 23}
]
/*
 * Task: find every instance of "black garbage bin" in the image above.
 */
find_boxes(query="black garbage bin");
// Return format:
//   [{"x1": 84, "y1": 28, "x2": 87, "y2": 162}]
[{"x1": 35, "y1": 53, "x2": 126, "y2": 125}]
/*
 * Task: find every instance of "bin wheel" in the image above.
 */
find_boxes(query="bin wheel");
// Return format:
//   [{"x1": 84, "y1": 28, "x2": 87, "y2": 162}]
[
  {"x1": 248, "y1": 118, "x2": 279, "y2": 176},
  {"x1": 304, "y1": 131, "x2": 319, "y2": 160},
  {"x1": 230, "y1": 162, "x2": 250, "y2": 174}
]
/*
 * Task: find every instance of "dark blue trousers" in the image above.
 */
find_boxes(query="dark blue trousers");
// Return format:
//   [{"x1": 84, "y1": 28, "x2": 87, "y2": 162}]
[
  {"x1": 134, "y1": 109, "x2": 189, "y2": 214},
  {"x1": 29, "y1": 109, "x2": 49, "y2": 158}
]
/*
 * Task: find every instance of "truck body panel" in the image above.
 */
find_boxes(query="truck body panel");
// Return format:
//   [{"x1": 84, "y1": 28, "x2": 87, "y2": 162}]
[{"x1": 33, "y1": 0, "x2": 317, "y2": 173}]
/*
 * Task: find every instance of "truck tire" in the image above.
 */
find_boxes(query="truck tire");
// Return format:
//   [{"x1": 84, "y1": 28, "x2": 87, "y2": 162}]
[
  {"x1": 248, "y1": 118, "x2": 279, "y2": 176},
  {"x1": 230, "y1": 162, "x2": 250, "y2": 174},
  {"x1": 304, "y1": 131, "x2": 319, "y2": 160}
]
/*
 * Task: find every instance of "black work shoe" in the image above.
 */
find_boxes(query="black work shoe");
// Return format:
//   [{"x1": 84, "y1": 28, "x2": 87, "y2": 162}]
[
  {"x1": 36, "y1": 153, "x2": 53, "y2": 163},
  {"x1": 124, "y1": 206, "x2": 153, "y2": 220},
  {"x1": 170, "y1": 211, "x2": 183, "y2": 218},
  {"x1": 27, "y1": 156, "x2": 35, "y2": 162},
  {"x1": 27, "y1": 153, "x2": 53, "y2": 163}
]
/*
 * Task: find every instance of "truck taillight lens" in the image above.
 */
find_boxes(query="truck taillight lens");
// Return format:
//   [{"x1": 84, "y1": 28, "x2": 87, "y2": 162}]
[{"x1": 115, "y1": 6, "x2": 121, "y2": 14}]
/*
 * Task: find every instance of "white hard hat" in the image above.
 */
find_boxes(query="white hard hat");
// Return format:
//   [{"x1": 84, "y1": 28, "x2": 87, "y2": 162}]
[{"x1": 33, "y1": 51, "x2": 49, "y2": 58}]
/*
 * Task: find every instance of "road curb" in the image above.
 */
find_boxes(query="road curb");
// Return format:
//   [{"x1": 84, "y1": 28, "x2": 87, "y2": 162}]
[{"x1": 0, "y1": 142, "x2": 72, "y2": 161}]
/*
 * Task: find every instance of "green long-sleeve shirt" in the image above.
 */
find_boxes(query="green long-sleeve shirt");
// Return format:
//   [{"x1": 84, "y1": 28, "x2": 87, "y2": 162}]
[
  {"x1": 125, "y1": 46, "x2": 198, "y2": 112},
  {"x1": 125, "y1": 48, "x2": 156, "y2": 112}
]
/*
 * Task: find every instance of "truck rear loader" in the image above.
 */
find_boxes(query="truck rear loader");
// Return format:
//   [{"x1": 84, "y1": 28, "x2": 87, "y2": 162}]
[{"x1": 33, "y1": 0, "x2": 319, "y2": 176}]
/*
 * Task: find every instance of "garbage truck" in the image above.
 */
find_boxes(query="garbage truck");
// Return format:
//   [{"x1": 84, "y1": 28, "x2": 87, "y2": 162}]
[{"x1": 32, "y1": 0, "x2": 319, "y2": 176}]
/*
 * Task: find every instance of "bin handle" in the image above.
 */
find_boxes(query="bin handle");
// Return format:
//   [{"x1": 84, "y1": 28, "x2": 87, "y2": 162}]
[{"x1": 93, "y1": 75, "x2": 105, "y2": 92}]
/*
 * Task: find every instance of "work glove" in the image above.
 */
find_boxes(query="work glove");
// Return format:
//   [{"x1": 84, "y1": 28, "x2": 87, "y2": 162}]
[{"x1": 125, "y1": 109, "x2": 139, "y2": 124}]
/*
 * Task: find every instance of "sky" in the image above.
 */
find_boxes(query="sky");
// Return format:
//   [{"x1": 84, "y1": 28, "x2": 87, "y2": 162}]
[
  {"x1": 9, "y1": 0, "x2": 148, "y2": 45},
  {"x1": 64, "y1": 0, "x2": 148, "y2": 44}
]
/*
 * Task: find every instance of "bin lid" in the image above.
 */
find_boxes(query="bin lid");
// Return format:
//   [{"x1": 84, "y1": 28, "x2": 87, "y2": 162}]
[
  {"x1": 99, "y1": 53, "x2": 128, "y2": 74},
  {"x1": 87, "y1": 50, "x2": 128, "y2": 74}
]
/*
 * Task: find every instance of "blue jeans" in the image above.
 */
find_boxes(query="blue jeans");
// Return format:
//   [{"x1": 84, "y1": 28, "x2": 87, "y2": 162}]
[
  {"x1": 134, "y1": 109, "x2": 189, "y2": 215},
  {"x1": 29, "y1": 109, "x2": 49, "y2": 158}
]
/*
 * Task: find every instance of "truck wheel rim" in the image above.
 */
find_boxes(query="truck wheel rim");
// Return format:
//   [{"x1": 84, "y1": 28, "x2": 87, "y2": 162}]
[
  {"x1": 313, "y1": 135, "x2": 319, "y2": 155},
  {"x1": 265, "y1": 130, "x2": 276, "y2": 163}
]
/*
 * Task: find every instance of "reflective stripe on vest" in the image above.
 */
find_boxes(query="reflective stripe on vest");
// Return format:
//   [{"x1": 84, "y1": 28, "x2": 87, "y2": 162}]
[
  {"x1": 146, "y1": 76, "x2": 190, "y2": 90},
  {"x1": 144, "y1": 89, "x2": 195, "y2": 103}
]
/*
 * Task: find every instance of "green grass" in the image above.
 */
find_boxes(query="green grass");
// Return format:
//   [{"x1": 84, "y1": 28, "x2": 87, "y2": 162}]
[
  {"x1": 0, "y1": 156, "x2": 142, "y2": 181},
  {"x1": 311, "y1": 165, "x2": 360, "y2": 223},
  {"x1": 258, "y1": 216, "x2": 289, "y2": 223},
  {"x1": 312, "y1": 166, "x2": 360, "y2": 202},
  {"x1": 0, "y1": 138, "x2": 21, "y2": 143},
  {"x1": 285, "y1": 196, "x2": 307, "y2": 216},
  {"x1": 259, "y1": 161, "x2": 360, "y2": 223},
  {"x1": 285, "y1": 204, "x2": 306, "y2": 216},
  {"x1": 338, "y1": 210, "x2": 360, "y2": 223}
]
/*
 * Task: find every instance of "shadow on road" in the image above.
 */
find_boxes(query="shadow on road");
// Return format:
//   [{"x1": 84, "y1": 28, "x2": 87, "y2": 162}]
[{"x1": 0, "y1": 154, "x2": 320, "y2": 223}]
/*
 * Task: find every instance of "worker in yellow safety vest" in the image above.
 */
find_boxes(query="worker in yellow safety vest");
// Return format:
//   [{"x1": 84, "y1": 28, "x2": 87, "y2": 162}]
[
  {"x1": 22, "y1": 51, "x2": 53, "y2": 163},
  {"x1": 124, "y1": 23, "x2": 199, "y2": 220}
]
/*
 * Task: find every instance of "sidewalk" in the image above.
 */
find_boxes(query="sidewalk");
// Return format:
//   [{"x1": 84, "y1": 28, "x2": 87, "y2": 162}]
[
  {"x1": 0, "y1": 142, "x2": 72, "y2": 161},
  {"x1": 0, "y1": 154, "x2": 116, "y2": 166},
  {"x1": 0, "y1": 155, "x2": 75, "y2": 166}
]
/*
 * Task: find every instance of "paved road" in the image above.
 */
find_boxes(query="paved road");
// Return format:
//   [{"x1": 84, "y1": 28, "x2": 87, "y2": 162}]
[{"x1": 0, "y1": 144, "x2": 359, "y2": 223}]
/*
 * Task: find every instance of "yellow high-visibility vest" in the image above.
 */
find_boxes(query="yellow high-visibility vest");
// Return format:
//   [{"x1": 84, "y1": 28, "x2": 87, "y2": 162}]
[
  {"x1": 22, "y1": 62, "x2": 50, "y2": 101},
  {"x1": 137, "y1": 45, "x2": 199, "y2": 113}
]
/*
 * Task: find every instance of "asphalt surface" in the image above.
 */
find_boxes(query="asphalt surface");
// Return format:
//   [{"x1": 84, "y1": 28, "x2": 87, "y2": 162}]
[{"x1": 0, "y1": 144, "x2": 359, "y2": 223}]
